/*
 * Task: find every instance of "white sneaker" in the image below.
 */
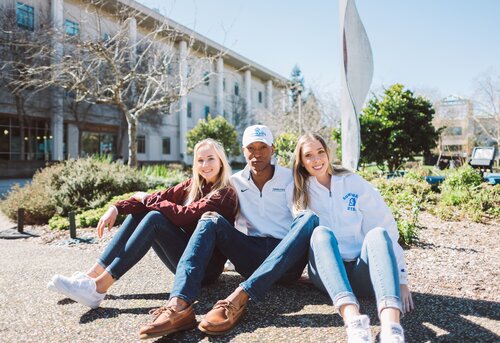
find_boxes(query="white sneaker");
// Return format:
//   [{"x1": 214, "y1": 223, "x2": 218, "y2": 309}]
[
  {"x1": 346, "y1": 314, "x2": 372, "y2": 343},
  {"x1": 47, "y1": 272, "x2": 87, "y2": 293},
  {"x1": 380, "y1": 322, "x2": 405, "y2": 343},
  {"x1": 51, "y1": 273, "x2": 105, "y2": 309}
]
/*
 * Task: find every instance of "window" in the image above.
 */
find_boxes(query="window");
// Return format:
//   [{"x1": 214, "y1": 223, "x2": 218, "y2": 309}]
[
  {"x1": 81, "y1": 132, "x2": 116, "y2": 157},
  {"x1": 444, "y1": 145, "x2": 463, "y2": 152},
  {"x1": 258, "y1": 91, "x2": 263, "y2": 103},
  {"x1": 203, "y1": 72, "x2": 210, "y2": 86},
  {"x1": 162, "y1": 137, "x2": 171, "y2": 155},
  {"x1": 187, "y1": 102, "x2": 192, "y2": 118},
  {"x1": 16, "y1": 2, "x2": 34, "y2": 31},
  {"x1": 0, "y1": 116, "x2": 53, "y2": 160},
  {"x1": 223, "y1": 78, "x2": 226, "y2": 91},
  {"x1": 65, "y1": 19, "x2": 79, "y2": 36},
  {"x1": 234, "y1": 82, "x2": 239, "y2": 96},
  {"x1": 444, "y1": 127, "x2": 462, "y2": 136},
  {"x1": 204, "y1": 106, "x2": 210, "y2": 119},
  {"x1": 137, "y1": 135, "x2": 146, "y2": 154}
]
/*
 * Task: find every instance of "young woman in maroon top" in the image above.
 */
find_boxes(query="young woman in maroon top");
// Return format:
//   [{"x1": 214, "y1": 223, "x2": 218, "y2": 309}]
[{"x1": 48, "y1": 139, "x2": 238, "y2": 308}]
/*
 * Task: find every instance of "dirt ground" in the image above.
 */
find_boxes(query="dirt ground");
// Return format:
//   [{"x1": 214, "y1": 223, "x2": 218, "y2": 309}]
[{"x1": 0, "y1": 211, "x2": 499, "y2": 342}]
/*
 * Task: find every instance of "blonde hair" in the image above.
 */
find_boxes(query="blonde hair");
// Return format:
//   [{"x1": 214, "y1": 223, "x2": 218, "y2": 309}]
[
  {"x1": 185, "y1": 138, "x2": 234, "y2": 205},
  {"x1": 292, "y1": 133, "x2": 351, "y2": 213}
]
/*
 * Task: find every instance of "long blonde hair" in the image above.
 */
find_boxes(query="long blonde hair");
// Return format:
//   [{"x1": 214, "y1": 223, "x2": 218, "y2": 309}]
[
  {"x1": 186, "y1": 138, "x2": 234, "y2": 205},
  {"x1": 292, "y1": 133, "x2": 351, "y2": 213}
]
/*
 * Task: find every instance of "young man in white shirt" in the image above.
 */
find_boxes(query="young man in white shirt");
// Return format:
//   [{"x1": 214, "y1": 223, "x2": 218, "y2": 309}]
[{"x1": 139, "y1": 125, "x2": 319, "y2": 339}]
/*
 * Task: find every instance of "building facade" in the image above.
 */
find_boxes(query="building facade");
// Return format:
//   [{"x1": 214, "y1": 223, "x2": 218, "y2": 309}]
[
  {"x1": 433, "y1": 95, "x2": 499, "y2": 165},
  {"x1": 0, "y1": 0, "x2": 287, "y2": 174}
]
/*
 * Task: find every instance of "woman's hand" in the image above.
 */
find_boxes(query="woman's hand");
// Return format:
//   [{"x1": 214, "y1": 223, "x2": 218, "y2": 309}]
[
  {"x1": 96, "y1": 207, "x2": 118, "y2": 238},
  {"x1": 400, "y1": 284, "x2": 415, "y2": 314},
  {"x1": 131, "y1": 192, "x2": 149, "y2": 203}
]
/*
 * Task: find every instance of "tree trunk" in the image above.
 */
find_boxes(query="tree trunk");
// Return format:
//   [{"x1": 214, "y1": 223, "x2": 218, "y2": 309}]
[
  {"x1": 116, "y1": 111, "x2": 127, "y2": 160},
  {"x1": 128, "y1": 116, "x2": 138, "y2": 168}
]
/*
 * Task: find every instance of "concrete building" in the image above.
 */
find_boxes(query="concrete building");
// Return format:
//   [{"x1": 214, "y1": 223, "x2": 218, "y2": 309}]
[
  {"x1": 0, "y1": 0, "x2": 287, "y2": 176},
  {"x1": 433, "y1": 95, "x2": 499, "y2": 165}
]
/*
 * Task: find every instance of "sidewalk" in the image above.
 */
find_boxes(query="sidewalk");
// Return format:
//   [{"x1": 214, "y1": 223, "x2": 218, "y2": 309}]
[{"x1": 0, "y1": 212, "x2": 499, "y2": 342}]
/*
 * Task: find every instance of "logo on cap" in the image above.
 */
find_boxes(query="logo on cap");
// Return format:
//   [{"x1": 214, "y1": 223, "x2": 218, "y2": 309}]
[{"x1": 253, "y1": 127, "x2": 266, "y2": 137}]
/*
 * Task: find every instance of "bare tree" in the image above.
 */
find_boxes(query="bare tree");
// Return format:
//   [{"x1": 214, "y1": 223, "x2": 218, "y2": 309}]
[
  {"x1": 472, "y1": 70, "x2": 500, "y2": 147},
  {"x1": 10, "y1": 1, "x2": 222, "y2": 167},
  {"x1": 256, "y1": 84, "x2": 337, "y2": 141}
]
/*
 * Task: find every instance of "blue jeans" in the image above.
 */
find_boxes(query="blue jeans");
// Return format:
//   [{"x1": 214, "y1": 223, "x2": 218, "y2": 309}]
[
  {"x1": 308, "y1": 226, "x2": 402, "y2": 315},
  {"x1": 97, "y1": 211, "x2": 226, "y2": 284},
  {"x1": 170, "y1": 210, "x2": 319, "y2": 303}
]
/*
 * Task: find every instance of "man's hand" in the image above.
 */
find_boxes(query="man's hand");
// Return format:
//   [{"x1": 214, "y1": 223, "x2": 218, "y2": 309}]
[
  {"x1": 400, "y1": 284, "x2": 415, "y2": 314},
  {"x1": 96, "y1": 207, "x2": 118, "y2": 238}
]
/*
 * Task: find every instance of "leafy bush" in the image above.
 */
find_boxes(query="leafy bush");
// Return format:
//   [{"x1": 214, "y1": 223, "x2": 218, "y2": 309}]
[
  {"x1": 432, "y1": 166, "x2": 499, "y2": 222},
  {"x1": 48, "y1": 173, "x2": 188, "y2": 231},
  {"x1": 0, "y1": 170, "x2": 57, "y2": 224},
  {"x1": 274, "y1": 132, "x2": 298, "y2": 167},
  {"x1": 186, "y1": 115, "x2": 240, "y2": 157},
  {"x1": 371, "y1": 172, "x2": 432, "y2": 246},
  {"x1": 49, "y1": 192, "x2": 135, "y2": 230},
  {"x1": 141, "y1": 164, "x2": 187, "y2": 182},
  {"x1": 48, "y1": 158, "x2": 150, "y2": 215},
  {"x1": 2, "y1": 158, "x2": 189, "y2": 226}
]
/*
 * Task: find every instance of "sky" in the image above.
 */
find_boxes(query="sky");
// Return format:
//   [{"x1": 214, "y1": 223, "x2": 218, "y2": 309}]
[{"x1": 136, "y1": 0, "x2": 500, "y2": 101}]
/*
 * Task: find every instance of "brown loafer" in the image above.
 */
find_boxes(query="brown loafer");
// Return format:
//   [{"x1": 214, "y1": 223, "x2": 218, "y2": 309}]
[
  {"x1": 139, "y1": 305, "x2": 197, "y2": 339},
  {"x1": 198, "y1": 300, "x2": 247, "y2": 336}
]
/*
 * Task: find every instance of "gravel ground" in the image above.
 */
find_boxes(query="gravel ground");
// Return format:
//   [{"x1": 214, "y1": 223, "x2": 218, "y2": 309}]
[{"x1": 0, "y1": 211, "x2": 499, "y2": 343}]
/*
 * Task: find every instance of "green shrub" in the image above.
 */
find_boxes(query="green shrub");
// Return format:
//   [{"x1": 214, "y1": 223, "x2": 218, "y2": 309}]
[
  {"x1": 371, "y1": 173, "x2": 432, "y2": 246},
  {"x1": 0, "y1": 169, "x2": 57, "y2": 224},
  {"x1": 2, "y1": 158, "x2": 189, "y2": 226},
  {"x1": 48, "y1": 158, "x2": 150, "y2": 215},
  {"x1": 48, "y1": 215, "x2": 70, "y2": 231},
  {"x1": 357, "y1": 169, "x2": 383, "y2": 182},
  {"x1": 141, "y1": 164, "x2": 187, "y2": 184},
  {"x1": 274, "y1": 132, "x2": 298, "y2": 167},
  {"x1": 432, "y1": 165, "x2": 497, "y2": 222},
  {"x1": 49, "y1": 192, "x2": 136, "y2": 230}
]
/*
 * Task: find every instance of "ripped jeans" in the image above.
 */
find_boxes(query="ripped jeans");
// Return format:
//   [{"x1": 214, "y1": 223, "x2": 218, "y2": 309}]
[{"x1": 308, "y1": 226, "x2": 402, "y2": 315}]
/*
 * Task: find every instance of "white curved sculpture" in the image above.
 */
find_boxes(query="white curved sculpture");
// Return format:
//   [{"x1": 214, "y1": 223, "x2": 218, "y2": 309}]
[{"x1": 339, "y1": 0, "x2": 373, "y2": 170}]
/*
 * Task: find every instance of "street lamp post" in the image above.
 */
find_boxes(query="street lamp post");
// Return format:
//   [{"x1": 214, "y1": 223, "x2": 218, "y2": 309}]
[{"x1": 290, "y1": 82, "x2": 304, "y2": 135}]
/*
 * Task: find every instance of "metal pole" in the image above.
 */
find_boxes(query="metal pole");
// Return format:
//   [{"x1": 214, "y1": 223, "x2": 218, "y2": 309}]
[
  {"x1": 298, "y1": 90, "x2": 302, "y2": 135},
  {"x1": 17, "y1": 208, "x2": 24, "y2": 233},
  {"x1": 69, "y1": 211, "x2": 76, "y2": 239}
]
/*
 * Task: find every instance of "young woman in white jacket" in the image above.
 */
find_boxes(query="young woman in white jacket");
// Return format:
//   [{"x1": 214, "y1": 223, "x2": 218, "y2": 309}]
[{"x1": 291, "y1": 133, "x2": 414, "y2": 343}]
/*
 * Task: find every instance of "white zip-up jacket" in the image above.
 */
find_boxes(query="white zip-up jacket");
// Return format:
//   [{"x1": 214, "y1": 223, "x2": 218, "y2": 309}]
[
  {"x1": 288, "y1": 173, "x2": 408, "y2": 284},
  {"x1": 231, "y1": 165, "x2": 294, "y2": 239}
]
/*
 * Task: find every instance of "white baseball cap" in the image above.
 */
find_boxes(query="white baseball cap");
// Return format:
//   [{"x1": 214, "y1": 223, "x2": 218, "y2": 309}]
[{"x1": 242, "y1": 125, "x2": 274, "y2": 147}]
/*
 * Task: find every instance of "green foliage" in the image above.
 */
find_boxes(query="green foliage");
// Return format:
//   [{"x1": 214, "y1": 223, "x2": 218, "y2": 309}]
[
  {"x1": 47, "y1": 159, "x2": 149, "y2": 215},
  {"x1": 433, "y1": 166, "x2": 499, "y2": 222},
  {"x1": 331, "y1": 127, "x2": 342, "y2": 162},
  {"x1": 1, "y1": 158, "x2": 187, "y2": 225},
  {"x1": 290, "y1": 64, "x2": 305, "y2": 105},
  {"x1": 371, "y1": 171, "x2": 433, "y2": 246},
  {"x1": 274, "y1": 132, "x2": 298, "y2": 167},
  {"x1": 49, "y1": 192, "x2": 135, "y2": 230},
  {"x1": 0, "y1": 170, "x2": 57, "y2": 224},
  {"x1": 186, "y1": 115, "x2": 240, "y2": 157},
  {"x1": 141, "y1": 164, "x2": 188, "y2": 189},
  {"x1": 359, "y1": 84, "x2": 441, "y2": 172}
]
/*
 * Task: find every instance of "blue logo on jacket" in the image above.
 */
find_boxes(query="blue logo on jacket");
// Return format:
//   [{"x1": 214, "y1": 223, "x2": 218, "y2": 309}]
[{"x1": 342, "y1": 193, "x2": 358, "y2": 212}]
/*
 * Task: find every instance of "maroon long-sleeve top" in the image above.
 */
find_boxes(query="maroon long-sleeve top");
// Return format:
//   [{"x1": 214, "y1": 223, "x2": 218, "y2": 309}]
[{"x1": 114, "y1": 178, "x2": 238, "y2": 234}]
